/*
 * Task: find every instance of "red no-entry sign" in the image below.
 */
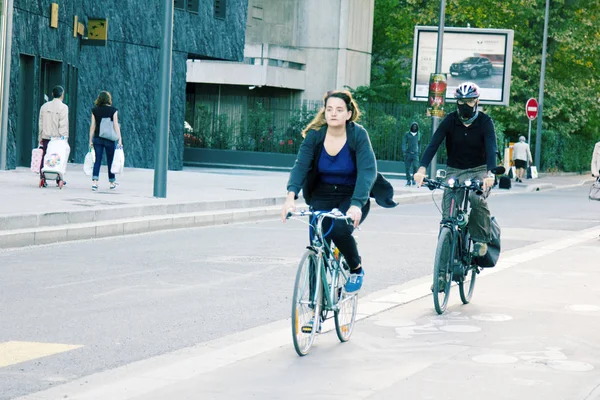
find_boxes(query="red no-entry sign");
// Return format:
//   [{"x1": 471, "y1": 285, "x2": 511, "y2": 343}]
[{"x1": 526, "y1": 98, "x2": 538, "y2": 120}]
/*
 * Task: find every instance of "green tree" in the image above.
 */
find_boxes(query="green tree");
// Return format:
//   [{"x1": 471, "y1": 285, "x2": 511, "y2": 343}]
[{"x1": 366, "y1": 0, "x2": 600, "y2": 171}]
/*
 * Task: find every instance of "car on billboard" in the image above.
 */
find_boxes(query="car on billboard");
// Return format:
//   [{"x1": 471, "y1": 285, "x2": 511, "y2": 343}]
[{"x1": 449, "y1": 57, "x2": 493, "y2": 79}]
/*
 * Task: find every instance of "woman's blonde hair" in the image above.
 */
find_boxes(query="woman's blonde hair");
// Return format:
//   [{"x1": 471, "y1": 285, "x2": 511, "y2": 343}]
[
  {"x1": 94, "y1": 91, "x2": 112, "y2": 107},
  {"x1": 301, "y1": 90, "x2": 361, "y2": 137}
]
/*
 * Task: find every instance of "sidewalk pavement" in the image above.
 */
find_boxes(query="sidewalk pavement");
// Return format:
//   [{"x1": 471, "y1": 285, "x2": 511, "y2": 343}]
[
  {"x1": 0, "y1": 164, "x2": 594, "y2": 249},
  {"x1": 14, "y1": 223, "x2": 600, "y2": 400}
]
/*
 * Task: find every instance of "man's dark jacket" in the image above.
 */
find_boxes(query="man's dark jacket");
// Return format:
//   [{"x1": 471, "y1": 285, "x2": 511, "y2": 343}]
[{"x1": 287, "y1": 122, "x2": 397, "y2": 209}]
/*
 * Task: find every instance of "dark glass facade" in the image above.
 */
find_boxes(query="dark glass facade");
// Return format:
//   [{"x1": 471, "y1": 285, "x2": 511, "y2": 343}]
[{"x1": 2, "y1": 0, "x2": 248, "y2": 170}]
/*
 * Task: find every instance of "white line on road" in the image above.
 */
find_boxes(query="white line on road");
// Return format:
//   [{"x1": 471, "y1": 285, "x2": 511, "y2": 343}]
[{"x1": 14, "y1": 225, "x2": 600, "y2": 400}]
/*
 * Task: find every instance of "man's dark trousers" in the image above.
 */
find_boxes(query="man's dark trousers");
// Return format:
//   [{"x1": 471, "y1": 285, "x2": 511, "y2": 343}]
[{"x1": 405, "y1": 153, "x2": 419, "y2": 182}]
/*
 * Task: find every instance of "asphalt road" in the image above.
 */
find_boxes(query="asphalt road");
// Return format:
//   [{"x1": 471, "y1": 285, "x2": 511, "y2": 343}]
[{"x1": 1, "y1": 184, "x2": 598, "y2": 399}]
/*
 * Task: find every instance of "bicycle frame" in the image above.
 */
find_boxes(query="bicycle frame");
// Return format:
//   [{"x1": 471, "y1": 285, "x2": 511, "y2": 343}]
[
  {"x1": 288, "y1": 210, "x2": 354, "y2": 313},
  {"x1": 427, "y1": 177, "x2": 482, "y2": 273}
]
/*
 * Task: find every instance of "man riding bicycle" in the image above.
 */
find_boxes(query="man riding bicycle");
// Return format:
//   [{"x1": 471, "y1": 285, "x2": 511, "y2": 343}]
[{"x1": 414, "y1": 82, "x2": 498, "y2": 266}]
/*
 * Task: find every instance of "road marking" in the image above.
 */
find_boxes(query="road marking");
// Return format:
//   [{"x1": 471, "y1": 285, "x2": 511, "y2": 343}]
[
  {"x1": 0, "y1": 341, "x2": 83, "y2": 368},
  {"x1": 14, "y1": 225, "x2": 600, "y2": 400}
]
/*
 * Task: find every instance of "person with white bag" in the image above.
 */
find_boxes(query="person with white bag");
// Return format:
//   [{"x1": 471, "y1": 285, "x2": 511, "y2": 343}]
[
  {"x1": 38, "y1": 85, "x2": 69, "y2": 187},
  {"x1": 88, "y1": 91, "x2": 123, "y2": 191}
]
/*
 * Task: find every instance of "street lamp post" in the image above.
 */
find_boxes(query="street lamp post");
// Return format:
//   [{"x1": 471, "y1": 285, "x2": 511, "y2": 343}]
[
  {"x1": 429, "y1": 0, "x2": 446, "y2": 177},
  {"x1": 534, "y1": 0, "x2": 550, "y2": 170},
  {"x1": 153, "y1": 0, "x2": 174, "y2": 198}
]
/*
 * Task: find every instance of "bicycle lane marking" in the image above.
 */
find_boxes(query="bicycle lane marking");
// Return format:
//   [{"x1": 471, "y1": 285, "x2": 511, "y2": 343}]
[{"x1": 14, "y1": 225, "x2": 600, "y2": 400}]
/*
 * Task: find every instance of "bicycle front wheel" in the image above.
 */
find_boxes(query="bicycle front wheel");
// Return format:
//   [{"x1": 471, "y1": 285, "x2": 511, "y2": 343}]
[
  {"x1": 291, "y1": 250, "x2": 321, "y2": 356},
  {"x1": 334, "y1": 259, "x2": 357, "y2": 342},
  {"x1": 433, "y1": 227, "x2": 454, "y2": 314},
  {"x1": 459, "y1": 266, "x2": 477, "y2": 304}
]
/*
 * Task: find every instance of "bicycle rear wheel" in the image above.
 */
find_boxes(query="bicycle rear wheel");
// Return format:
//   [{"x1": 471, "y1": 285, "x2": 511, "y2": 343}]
[
  {"x1": 433, "y1": 227, "x2": 454, "y2": 314},
  {"x1": 291, "y1": 250, "x2": 321, "y2": 356},
  {"x1": 334, "y1": 258, "x2": 357, "y2": 342},
  {"x1": 459, "y1": 236, "x2": 477, "y2": 304}
]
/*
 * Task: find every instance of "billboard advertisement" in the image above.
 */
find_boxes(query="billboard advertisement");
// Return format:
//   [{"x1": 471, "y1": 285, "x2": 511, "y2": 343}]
[{"x1": 411, "y1": 26, "x2": 514, "y2": 106}]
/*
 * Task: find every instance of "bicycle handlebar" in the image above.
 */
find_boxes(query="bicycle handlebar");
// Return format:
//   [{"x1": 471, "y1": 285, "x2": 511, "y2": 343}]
[
  {"x1": 423, "y1": 177, "x2": 485, "y2": 195},
  {"x1": 286, "y1": 208, "x2": 353, "y2": 222}
]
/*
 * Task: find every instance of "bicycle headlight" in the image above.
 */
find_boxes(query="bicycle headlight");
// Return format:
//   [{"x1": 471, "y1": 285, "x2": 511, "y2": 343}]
[
  {"x1": 447, "y1": 178, "x2": 456, "y2": 188},
  {"x1": 465, "y1": 179, "x2": 472, "y2": 186}
]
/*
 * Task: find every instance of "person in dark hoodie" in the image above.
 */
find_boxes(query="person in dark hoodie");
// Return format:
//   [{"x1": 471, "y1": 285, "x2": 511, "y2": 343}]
[
  {"x1": 282, "y1": 90, "x2": 396, "y2": 296},
  {"x1": 402, "y1": 122, "x2": 420, "y2": 186}
]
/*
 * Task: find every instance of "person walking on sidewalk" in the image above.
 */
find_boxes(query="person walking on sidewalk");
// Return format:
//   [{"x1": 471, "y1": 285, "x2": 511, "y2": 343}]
[
  {"x1": 88, "y1": 91, "x2": 123, "y2": 191},
  {"x1": 402, "y1": 122, "x2": 420, "y2": 186},
  {"x1": 512, "y1": 136, "x2": 532, "y2": 183},
  {"x1": 591, "y1": 140, "x2": 600, "y2": 177},
  {"x1": 38, "y1": 85, "x2": 69, "y2": 185},
  {"x1": 281, "y1": 90, "x2": 396, "y2": 294},
  {"x1": 413, "y1": 82, "x2": 498, "y2": 289}
]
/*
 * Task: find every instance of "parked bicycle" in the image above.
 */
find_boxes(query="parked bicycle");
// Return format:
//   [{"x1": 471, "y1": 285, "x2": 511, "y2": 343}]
[
  {"x1": 286, "y1": 209, "x2": 359, "y2": 356},
  {"x1": 423, "y1": 167, "x2": 504, "y2": 314}
]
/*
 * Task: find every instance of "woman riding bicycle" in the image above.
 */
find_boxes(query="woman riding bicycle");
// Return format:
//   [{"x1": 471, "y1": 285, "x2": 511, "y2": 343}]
[
  {"x1": 281, "y1": 90, "x2": 396, "y2": 293},
  {"x1": 414, "y1": 82, "x2": 498, "y2": 259}
]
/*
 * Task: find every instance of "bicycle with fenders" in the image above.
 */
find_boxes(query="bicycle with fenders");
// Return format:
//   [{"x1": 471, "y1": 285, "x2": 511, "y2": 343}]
[
  {"x1": 423, "y1": 167, "x2": 504, "y2": 314},
  {"x1": 286, "y1": 209, "x2": 359, "y2": 356}
]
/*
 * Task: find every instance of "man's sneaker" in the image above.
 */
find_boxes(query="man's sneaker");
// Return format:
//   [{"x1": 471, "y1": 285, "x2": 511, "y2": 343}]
[
  {"x1": 405, "y1": 180, "x2": 412, "y2": 186},
  {"x1": 472, "y1": 242, "x2": 488, "y2": 257},
  {"x1": 430, "y1": 275, "x2": 447, "y2": 293},
  {"x1": 301, "y1": 315, "x2": 322, "y2": 334},
  {"x1": 345, "y1": 270, "x2": 364, "y2": 293}
]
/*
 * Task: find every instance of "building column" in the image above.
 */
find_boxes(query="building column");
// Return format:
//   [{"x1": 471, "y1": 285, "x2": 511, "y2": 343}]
[{"x1": 0, "y1": 0, "x2": 14, "y2": 170}]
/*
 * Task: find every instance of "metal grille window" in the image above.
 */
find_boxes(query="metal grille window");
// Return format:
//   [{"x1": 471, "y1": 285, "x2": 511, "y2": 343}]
[
  {"x1": 214, "y1": 0, "x2": 226, "y2": 19},
  {"x1": 187, "y1": 0, "x2": 199, "y2": 13},
  {"x1": 174, "y1": 0, "x2": 185, "y2": 10}
]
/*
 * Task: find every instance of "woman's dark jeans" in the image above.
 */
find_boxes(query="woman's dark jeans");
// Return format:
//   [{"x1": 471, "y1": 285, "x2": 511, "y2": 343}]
[
  {"x1": 309, "y1": 183, "x2": 370, "y2": 271},
  {"x1": 92, "y1": 137, "x2": 116, "y2": 183}
]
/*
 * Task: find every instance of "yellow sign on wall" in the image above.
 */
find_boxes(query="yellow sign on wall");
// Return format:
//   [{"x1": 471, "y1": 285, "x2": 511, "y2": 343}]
[
  {"x1": 87, "y1": 18, "x2": 108, "y2": 44},
  {"x1": 50, "y1": 3, "x2": 58, "y2": 28}
]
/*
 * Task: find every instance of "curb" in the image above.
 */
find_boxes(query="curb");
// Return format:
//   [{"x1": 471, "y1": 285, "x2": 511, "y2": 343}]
[
  {"x1": 0, "y1": 197, "x2": 285, "y2": 231},
  {"x1": 0, "y1": 190, "x2": 439, "y2": 250},
  {"x1": 0, "y1": 205, "x2": 283, "y2": 249},
  {"x1": 0, "y1": 180, "x2": 588, "y2": 250}
]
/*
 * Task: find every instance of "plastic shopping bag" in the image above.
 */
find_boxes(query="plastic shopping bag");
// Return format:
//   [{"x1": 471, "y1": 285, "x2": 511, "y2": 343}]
[
  {"x1": 527, "y1": 166, "x2": 538, "y2": 179},
  {"x1": 589, "y1": 177, "x2": 600, "y2": 201},
  {"x1": 31, "y1": 148, "x2": 43, "y2": 173},
  {"x1": 111, "y1": 145, "x2": 125, "y2": 174},
  {"x1": 83, "y1": 148, "x2": 95, "y2": 176}
]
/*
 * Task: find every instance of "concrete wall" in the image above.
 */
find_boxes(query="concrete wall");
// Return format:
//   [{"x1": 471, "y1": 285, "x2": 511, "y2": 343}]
[
  {"x1": 190, "y1": 0, "x2": 374, "y2": 102},
  {"x1": 245, "y1": 0, "x2": 299, "y2": 47},
  {"x1": 297, "y1": 0, "x2": 374, "y2": 100},
  {"x1": 4, "y1": 0, "x2": 249, "y2": 170}
]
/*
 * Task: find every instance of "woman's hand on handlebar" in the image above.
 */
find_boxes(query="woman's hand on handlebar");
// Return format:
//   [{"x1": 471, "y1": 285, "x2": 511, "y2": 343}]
[
  {"x1": 346, "y1": 205, "x2": 362, "y2": 228},
  {"x1": 413, "y1": 166, "x2": 427, "y2": 187},
  {"x1": 281, "y1": 192, "x2": 296, "y2": 222}
]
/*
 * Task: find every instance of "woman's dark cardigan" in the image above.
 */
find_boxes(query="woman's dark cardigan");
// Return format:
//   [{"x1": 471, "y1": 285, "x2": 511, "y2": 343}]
[{"x1": 286, "y1": 122, "x2": 397, "y2": 209}]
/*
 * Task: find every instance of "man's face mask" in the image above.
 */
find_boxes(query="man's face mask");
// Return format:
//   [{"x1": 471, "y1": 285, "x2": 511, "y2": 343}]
[{"x1": 457, "y1": 99, "x2": 477, "y2": 120}]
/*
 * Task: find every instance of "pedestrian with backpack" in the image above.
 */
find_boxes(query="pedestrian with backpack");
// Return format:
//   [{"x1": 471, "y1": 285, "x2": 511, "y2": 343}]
[{"x1": 88, "y1": 91, "x2": 123, "y2": 191}]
